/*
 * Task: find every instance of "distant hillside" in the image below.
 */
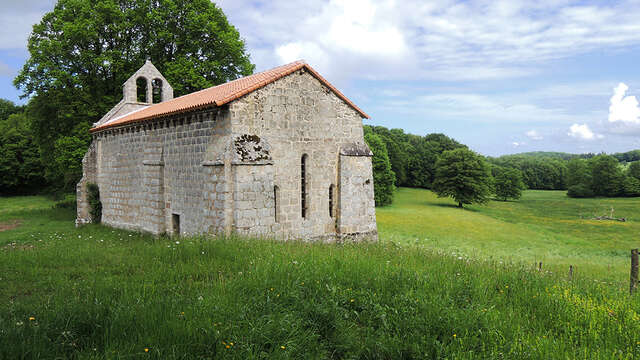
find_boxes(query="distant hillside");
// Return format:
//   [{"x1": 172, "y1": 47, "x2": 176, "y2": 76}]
[
  {"x1": 496, "y1": 150, "x2": 640, "y2": 163},
  {"x1": 492, "y1": 151, "x2": 591, "y2": 161}
]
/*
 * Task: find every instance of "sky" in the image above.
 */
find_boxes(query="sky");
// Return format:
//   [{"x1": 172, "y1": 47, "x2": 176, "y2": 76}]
[{"x1": 3, "y1": 1, "x2": 640, "y2": 156}]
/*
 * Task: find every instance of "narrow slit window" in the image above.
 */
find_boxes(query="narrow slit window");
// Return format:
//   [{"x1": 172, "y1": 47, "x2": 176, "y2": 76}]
[
  {"x1": 329, "y1": 184, "x2": 334, "y2": 218},
  {"x1": 301, "y1": 154, "x2": 307, "y2": 219},
  {"x1": 274, "y1": 185, "x2": 279, "y2": 223}
]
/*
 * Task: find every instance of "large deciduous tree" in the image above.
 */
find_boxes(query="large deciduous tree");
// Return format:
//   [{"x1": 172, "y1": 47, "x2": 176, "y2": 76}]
[
  {"x1": 14, "y1": 0, "x2": 254, "y2": 189},
  {"x1": 432, "y1": 148, "x2": 492, "y2": 208},
  {"x1": 493, "y1": 166, "x2": 526, "y2": 201}
]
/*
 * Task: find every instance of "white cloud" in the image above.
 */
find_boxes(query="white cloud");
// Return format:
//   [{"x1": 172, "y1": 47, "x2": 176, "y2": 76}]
[
  {"x1": 219, "y1": 0, "x2": 640, "y2": 82},
  {"x1": 0, "y1": 0, "x2": 54, "y2": 50},
  {"x1": 568, "y1": 123, "x2": 602, "y2": 140},
  {"x1": 512, "y1": 141, "x2": 524, "y2": 147},
  {"x1": 526, "y1": 130, "x2": 543, "y2": 140},
  {"x1": 380, "y1": 92, "x2": 578, "y2": 125},
  {"x1": 608, "y1": 82, "x2": 640, "y2": 124}
]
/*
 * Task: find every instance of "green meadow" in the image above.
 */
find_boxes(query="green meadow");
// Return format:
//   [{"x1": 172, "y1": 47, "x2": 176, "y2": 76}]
[
  {"x1": 1, "y1": 191, "x2": 640, "y2": 359},
  {"x1": 378, "y1": 188, "x2": 640, "y2": 282}
]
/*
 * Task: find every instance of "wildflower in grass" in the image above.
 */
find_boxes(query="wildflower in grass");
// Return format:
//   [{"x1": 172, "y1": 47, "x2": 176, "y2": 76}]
[
  {"x1": 16, "y1": 321, "x2": 23, "y2": 326},
  {"x1": 453, "y1": 334, "x2": 457, "y2": 338},
  {"x1": 29, "y1": 317, "x2": 35, "y2": 321},
  {"x1": 281, "y1": 346, "x2": 286, "y2": 350},
  {"x1": 350, "y1": 299, "x2": 355, "y2": 302},
  {"x1": 144, "y1": 348, "x2": 149, "y2": 353}
]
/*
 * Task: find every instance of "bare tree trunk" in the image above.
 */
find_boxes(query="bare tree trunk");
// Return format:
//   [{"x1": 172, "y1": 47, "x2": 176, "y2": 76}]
[{"x1": 458, "y1": 201, "x2": 463, "y2": 208}]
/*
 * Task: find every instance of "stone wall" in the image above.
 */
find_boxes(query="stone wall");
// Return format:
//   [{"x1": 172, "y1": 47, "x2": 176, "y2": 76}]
[
  {"x1": 82, "y1": 109, "x2": 223, "y2": 235},
  {"x1": 227, "y1": 69, "x2": 378, "y2": 241},
  {"x1": 338, "y1": 154, "x2": 377, "y2": 240}
]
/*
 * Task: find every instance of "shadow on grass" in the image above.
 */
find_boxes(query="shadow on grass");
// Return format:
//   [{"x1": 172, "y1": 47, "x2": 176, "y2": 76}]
[{"x1": 425, "y1": 202, "x2": 480, "y2": 212}]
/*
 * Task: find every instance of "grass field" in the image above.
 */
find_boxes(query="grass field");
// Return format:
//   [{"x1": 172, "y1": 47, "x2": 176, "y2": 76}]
[
  {"x1": 1, "y1": 192, "x2": 640, "y2": 358},
  {"x1": 378, "y1": 188, "x2": 640, "y2": 282}
]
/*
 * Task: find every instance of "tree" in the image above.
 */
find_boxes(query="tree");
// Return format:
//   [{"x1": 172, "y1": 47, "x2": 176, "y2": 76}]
[
  {"x1": 0, "y1": 112, "x2": 45, "y2": 194},
  {"x1": 622, "y1": 176, "x2": 640, "y2": 197},
  {"x1": 628, "y1": 161, "x2": 640, "y2": 180},
  {"x1": 364, "y1": 133, "x2": 396, "y2": 206},
  {"x1": 589, "y1": 155, "x2": 624, "y2": 196},
  {"x1": 566, "y1": 158, "x2": 591, "y2": 188},
  {"x1": 0, "y1": 99, "x2": 22, "y2": 121},
  {"x1": 14, "y1": 0, "x2": 254, "y2": 190},
  {"x1": 493, "y1": 167, "x2": 526, "y2": 201},
  {"x1": 432, "y1": 148, "x2": 492, "y2": 208}
]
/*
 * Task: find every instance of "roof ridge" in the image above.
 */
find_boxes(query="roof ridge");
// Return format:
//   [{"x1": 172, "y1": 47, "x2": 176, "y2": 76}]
[{"x1": 91, "y1": 60, "x2": 367, "y2": 132}]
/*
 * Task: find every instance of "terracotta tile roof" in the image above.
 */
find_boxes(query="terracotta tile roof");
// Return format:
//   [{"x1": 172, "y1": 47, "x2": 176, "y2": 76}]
[{"x1": 91, "y1": 60, "x2": 369, "y2": 132}]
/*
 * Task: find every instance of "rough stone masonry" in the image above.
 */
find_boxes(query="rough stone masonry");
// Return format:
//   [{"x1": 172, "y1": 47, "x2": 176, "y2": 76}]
[{"x1": 76, "y1": 60, "x2": 377, "y2": 242}]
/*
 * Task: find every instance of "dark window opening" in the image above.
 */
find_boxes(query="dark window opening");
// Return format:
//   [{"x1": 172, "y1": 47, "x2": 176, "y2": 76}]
[
  {"x1": 329, "y1": 184, "x2": 334, "y2": 218},
  {"x1": 274, "y1": 185, "x2": 279, "y2": 223},
  {"x1": 136, "y1": 77, "x2": 148, "y2": 103},
  {"x1": 301, "y1": 154, "x2": 307, "y2": 219},
  {"x1": 152, "y1": 78, "x2": 163, "y2": 103},
  {"x1": 172, "y1": 213, "x2": 180, "y2": 235}
]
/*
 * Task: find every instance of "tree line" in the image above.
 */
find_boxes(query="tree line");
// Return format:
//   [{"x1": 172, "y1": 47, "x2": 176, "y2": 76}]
[
  {"x1": 363, "y1": 125, "x2": 640, "y2": 206},
  {"x1": 363, "y1": 125, "x2": 525, "y2": 207}
]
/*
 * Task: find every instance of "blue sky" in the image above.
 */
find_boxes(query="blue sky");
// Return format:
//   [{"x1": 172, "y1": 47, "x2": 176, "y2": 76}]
[{"x1": 3, "y1": 0, "x2": 640, "y2": 156}]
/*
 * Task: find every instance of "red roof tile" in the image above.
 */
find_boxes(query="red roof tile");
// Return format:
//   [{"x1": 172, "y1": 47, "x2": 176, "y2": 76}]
[{"x1": 91, "y1": 60, "x2": 369, "y2": 132}]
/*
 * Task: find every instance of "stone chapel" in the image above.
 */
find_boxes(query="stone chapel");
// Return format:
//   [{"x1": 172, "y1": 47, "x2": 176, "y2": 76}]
[{"x1": 76, "y1": 60, "x2": 377, "y2": 241}]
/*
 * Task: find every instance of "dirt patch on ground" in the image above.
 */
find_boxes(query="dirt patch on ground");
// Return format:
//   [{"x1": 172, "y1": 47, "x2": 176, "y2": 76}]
[{"x1": 0, "y1": 220, "x2": 21, "y2": 232}]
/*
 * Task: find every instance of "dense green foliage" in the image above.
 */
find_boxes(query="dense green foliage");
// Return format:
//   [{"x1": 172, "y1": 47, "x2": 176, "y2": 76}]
[
  {"x1": 628, "y1": 161, "x2": 640, "y2": 180},
  {"x1": 14, "y1": 0, "x2": 254, "y2": 191},
  {"x1": 488, "y1": 154, "x2": 567, "y2": 190},
  {"x1": 565, "y1": 155, "x2": 640, "y2": 198},
  {"x1": 86, "y1": 183, "x2": 102, "y2": 223},
  {"x1": 613, "y1": 149, "x2": 640, "y2": 163},
  {"x1": 2, "y1": 196, "x2": 640, "y2": 358},
  {"x1": 492, "y1": 166, "x2": 526, "y2": 201},
  {"x1": 363, "y1": 125, "x2": 466, "y2": 190},
  {"x1": 0, "y1": 101, "x2": 46, "y2": 195},
  {"x1": 432, "y1": 148, "x2": 493, "y2": 208},
  {"x1": 364, "y1": 133, "x2": 395, "y2": 206}
]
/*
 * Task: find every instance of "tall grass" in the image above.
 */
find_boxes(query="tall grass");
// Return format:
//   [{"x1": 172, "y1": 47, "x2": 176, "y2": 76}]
[{"x1": 2, "y1": 195, "x2": 640, "y2": 358}]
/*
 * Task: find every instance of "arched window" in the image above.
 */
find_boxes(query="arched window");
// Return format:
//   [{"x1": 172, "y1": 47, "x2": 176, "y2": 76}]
[
  {"x1": 136, "y1": 77, "x2": 148, "y2": 103},
  {"x1": 274, "y1": 185, "x2": 280, "y2": 223},
  {"x1": 152, "y1": 78, "x2": 163, "y2": 103},
  {"x1": 301, "y1": 154, "x2": 308, "y2": 219},
  {"x1": 329, "y1": 184, "x2": 334, "y2": 218}
]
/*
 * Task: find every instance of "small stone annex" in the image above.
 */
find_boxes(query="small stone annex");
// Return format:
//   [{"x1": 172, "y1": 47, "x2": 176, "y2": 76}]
[{"x1": 76, "y1": 60, "x2": 377, "y2": 241}]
